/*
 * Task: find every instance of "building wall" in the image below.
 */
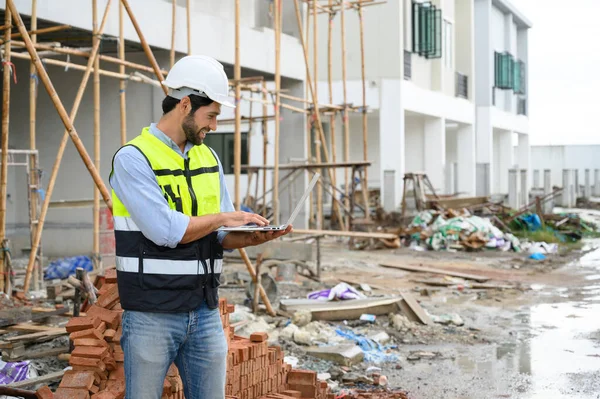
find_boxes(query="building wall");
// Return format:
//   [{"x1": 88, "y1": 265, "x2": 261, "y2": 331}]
[
  {"x1": 531, "y1": 145, "x2": 600, "y2": 189},
  {"x1": 404, "y1": 116, "x2": 425, "y2": 173}
]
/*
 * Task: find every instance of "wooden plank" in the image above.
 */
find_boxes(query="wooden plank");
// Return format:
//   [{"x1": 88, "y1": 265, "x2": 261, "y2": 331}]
[
  {"x1": 6, "y1": 369, "x2": 65, "y2": 389},
  {"x1": 5, "y1": 327, "x2": 66, "y2": 342},
  {"x1": 379, "y1": 262, "x2": 489, "y2": 282},
  {"x1": 7, "y1": 323, "x2": 56, "y2": 333},
  {"x1": 2, "y1": 345, "x2": 69, "y2": 362},
  {"x1": 279, "y1": 297, "x2": 402, "y2": 321},
  {"x1": 0, "y1": 307, "x2": 32, "y2": 327},
  {"x1": 292, "y1": 229, "x2": 397, "y2": 240},
  {"x1": 398, "y1": 292, "x2": 432, "y2": 325}
]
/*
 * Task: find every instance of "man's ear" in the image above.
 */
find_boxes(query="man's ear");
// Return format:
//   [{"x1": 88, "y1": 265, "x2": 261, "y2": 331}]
[{"x1": 179, "y1": 96, "x2": 191, "y2": 114}]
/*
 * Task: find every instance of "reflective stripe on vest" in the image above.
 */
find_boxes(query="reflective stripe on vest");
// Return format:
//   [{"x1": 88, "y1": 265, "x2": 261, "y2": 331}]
[{"x1": 110, "y1": 128, "x2": 223, "y2": 312}]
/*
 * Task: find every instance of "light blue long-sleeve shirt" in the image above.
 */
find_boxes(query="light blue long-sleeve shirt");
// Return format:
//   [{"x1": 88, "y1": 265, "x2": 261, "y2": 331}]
[{"x1": 109, "y1": 123, "x2": 233, "y2": 248}]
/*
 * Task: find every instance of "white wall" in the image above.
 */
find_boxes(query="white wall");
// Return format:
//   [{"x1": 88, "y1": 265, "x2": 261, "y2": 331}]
[
  {"x1": 531, "y1": 145, "x2": 600, "y2": 189},
  {"x1": 404, "y1": 116, "x2": 425, "y2": 173},
  {"x1": 4, "y1": 0, "x2": 306, "y2": 80}
]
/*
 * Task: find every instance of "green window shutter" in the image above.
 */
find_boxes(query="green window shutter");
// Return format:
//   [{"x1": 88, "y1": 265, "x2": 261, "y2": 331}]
[{"x1": 412, "y1": 1, "x2": 420, "y2": 53}]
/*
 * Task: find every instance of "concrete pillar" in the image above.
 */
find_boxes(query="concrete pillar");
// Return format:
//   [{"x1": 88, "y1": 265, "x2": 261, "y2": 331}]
[
  {"x1": 533, "y1": 170, "x2": 540, "y2": 189},
  {"x1": 424, "y1": 116, "x2": 446, "y2": 194},
  {"x1": 595, "y1": 169, "x2": 600, "y2": 197},
  {"x1": 476, "y1": 108, "x2": 493, "y2": 194},
  {"x1": 570, "y1": 170, "x2": 577, "y2": 207},
  {"x1": 380, "y1": 81, "x2": 404, "y2": 211},
  {"x1": 445, "y1": 163, "x2": 456, "y2": 195},
  {"x1": 517, "y1": 134, "x2": 531, "y2": 191},
  {"x1": 457, "y1": 124, "x2": 476, "y2": 196},
  {"x1": 520, "y1": 169, "x2": 528, "y2": 207},
  {"x1": 543, "y1": 169, "x2": 553, "y2": 213},
  {"x1": 508, "y1": 169, "x2": 520, "y2": 209},
  {"x1": 574, "y1": 169, "x2": 580, "y2": 199},
  {"x1": 561, "y1": 169, "x2": 574, "y2": 207},
  {"x1": 497, "y1": 131, "x2": 514, "y2": 194},
  {"x1": 585, "y1": 169, "x2": 591, "y2": 199}
]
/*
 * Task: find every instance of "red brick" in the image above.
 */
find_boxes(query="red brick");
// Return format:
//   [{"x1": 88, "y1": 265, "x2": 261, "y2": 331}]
[
  {"x1": 287, "y1": 383, "x2": 317, "y2": 398},
  {"x1": 287, "y1": 370, "x2": 317, "y2": 386},
  {"x1": 103, "y1": 329, "x2": 116, "y2": 341},
  {"x1": 86, "y1": 306, "x2": 120, "y2": 330},
  {"x1": 53, "y1": 388, "x2": 90, "y2": 399},
  {"x1": 70, "y1": 357, "x2": 106, "y2": 370},
  {"x1": 73, "y1": 338, "x2": 109, "y2": 348},
  {"x1": 91, "y1": 392, "x2": 116, "y2": 399},
  {"x1": 36, "y1": 386, "x2": 54, "y2": 399},
  {"x1": 104, "y1": 269, "x2": 117, "y2": 284},
  {"x1": 69, "y1": 328, "x2": 104, "y2": 342},
  {"x1": 96, "y1": 284, "x2": 120, "y2": 309},
  {"x1": 72, "y1": 346, "x2": 108, "y2": 359},
  {"x1": 108, "y1": 366, "x2": 125, "y2": 381},
  {"x1": 106, "y1": 379, "x2": 125, "y2": 399},
  {"x1": 226, "y1": 304, "x2": 235, "y2": 314},
  {"x1": 59, "y1": 370, "x2": 95, "y2": 390},
  {"x1": 66, "y1": 317, "x2": 101, "y2": 333}
]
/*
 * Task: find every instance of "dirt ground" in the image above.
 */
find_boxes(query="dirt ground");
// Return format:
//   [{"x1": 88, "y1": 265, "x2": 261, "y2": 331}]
[{"x1": 221, "y1": 236, "x2": 600, "y2": 399}]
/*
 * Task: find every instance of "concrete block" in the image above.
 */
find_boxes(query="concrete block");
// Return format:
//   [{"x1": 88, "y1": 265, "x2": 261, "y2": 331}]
[{"x1": 305, "y1": 345, "x2": 364, "y2": 366}]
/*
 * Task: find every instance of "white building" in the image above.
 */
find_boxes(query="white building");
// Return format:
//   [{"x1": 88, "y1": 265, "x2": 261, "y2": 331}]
[
  {"x1": 315, "y1": 0, "x2": 531, "y2": 211},
  {"x1": 474, "y1": 0, "x2": 532, "y2": 196},
  {"x1": 1, "y1": 0, "x2": 308, "y2": 257}
]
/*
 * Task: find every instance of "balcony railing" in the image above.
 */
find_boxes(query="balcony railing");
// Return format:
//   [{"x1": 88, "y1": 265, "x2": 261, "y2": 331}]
[
  {"x1": 404, "y1": 50, "x2": 412, "y2": 80},
  {"x1": 456, "y1": 72, "x2": 468, "y2": 99}
]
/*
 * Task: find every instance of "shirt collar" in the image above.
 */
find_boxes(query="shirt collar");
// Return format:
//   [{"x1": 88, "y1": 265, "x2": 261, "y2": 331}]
[{"x1": 148, "y1": 123, "x2": 194, "y2": 157}]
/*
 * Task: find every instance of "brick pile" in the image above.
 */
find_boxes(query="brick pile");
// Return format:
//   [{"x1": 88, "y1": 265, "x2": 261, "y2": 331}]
[{"x1": 35, "y1": 268, "x2": 331, "y2": 399}]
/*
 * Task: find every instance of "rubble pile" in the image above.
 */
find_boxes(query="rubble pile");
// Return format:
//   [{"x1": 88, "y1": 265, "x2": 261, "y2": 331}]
[
  {"x1": 34, "y1": 268, "x2": 331, "y2": 399},
  {"x1": 402, "y1": 210, "x2": 522, "y2": 252}
]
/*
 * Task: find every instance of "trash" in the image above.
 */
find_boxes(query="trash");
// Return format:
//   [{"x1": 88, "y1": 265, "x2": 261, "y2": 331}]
[
  {"x1": 307, "y1": 282, "x2": 366, "y2": 301},
  {"x1": 44, "y1": 255, "x2": 93, "y2": 280},
  {"x1": 359, "y1": 314, "x2": 376, "y2": 323},
  {"x1": 334, "y1": 328, "x2": 399, "y2": 364},
  {"x1": 280, "y1": 323, "x2": 299, "y2": 341},
  {"x1": 529, "y1": 252, "x2": 546, "y2": 261},
  {"x1": 390, "y1": 314, "x2": 413, "y2": 331},
  {"x1": 407, "y1": 351, "x2": 439, "y2": 361},
  {"x1": 284, "y1": 356, "x2": 299, "y2": 368},
  {"x1": 528, "y1": 242, "x2": 558, "y2": 254},
  {"x1": 0, "y1": 360, "x2": 37, "y2": 385},
  {"x1": 317, "y1": 372, "x2": 332, "y2": 381}
]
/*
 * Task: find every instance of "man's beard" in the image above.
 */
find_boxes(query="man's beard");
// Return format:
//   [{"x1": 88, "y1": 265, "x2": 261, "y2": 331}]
[{"x1": 182, "y1": 113, "x2": 207, "y2": 146}]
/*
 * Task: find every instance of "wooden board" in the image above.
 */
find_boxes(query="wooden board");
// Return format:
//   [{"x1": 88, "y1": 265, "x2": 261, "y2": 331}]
[
  {"x1": 379, "y1": 262, "x2": 489, "y2": 282},
  {"x1": 292, "y1": 229, "x2": 398, "y2": 240},
  {"x1": 279, "y1": 297, "x2": 402, "y2": 321},
  {"x1": 398, "y1": 292, "x2": 432, "y2": 325},
  {"x1": 6, "y1": 370, "x2": 65, "y2": 389},
  {"x1": 0, "y1": 307, "x2": 33, "y2": 327}
]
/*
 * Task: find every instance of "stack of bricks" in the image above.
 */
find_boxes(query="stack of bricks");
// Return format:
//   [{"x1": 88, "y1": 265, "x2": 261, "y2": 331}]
[{"x1": 37, "y1": 268, "x2": 330, "y2": 399}]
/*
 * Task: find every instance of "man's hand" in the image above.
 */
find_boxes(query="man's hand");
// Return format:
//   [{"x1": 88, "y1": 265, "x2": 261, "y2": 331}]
[
  {"x1": 221, "y1": 225, "x2": 293, "y2": 250},
  {"x1": 221, "y1": 211, "x2": 270, "y2": 227},
  {"x1": 245, "y1": 225, "x2": 293, "y2": 246}
]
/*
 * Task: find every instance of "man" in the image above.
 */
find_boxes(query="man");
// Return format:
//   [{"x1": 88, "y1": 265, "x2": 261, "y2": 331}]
[{"x1": 109, "y1": 55, "x2": 291, "y2": 399}]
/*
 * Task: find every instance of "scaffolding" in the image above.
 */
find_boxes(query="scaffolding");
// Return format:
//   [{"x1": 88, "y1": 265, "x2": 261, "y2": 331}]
[{"x1": 0, "y1": 0, "x2": 384, "y2": 309}]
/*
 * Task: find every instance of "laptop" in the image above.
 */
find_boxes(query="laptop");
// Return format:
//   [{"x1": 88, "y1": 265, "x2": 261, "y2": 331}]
[{"x1": 217, "y1": 173, "x2": 320, "y2": 232}]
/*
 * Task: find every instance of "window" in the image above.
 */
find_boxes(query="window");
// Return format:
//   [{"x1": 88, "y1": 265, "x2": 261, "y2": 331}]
[
  {"x1": 513, "y1": 60, "x2": 526, "y2": 94},
  {"x1": 443, "y1": 19, "x2": 453, "y2": 69},
  {"x1": 412, "y1": 1, "x2": 442, "y2": 59},
  {"x1": 494, "y1": 51, "x2": 514, "y2": 90},
  {"x1": 203, "y1": 132, "x2": 248, "y2": 175}
]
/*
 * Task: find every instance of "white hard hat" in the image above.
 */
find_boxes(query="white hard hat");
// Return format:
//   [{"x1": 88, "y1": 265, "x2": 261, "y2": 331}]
[{"x1": 161, "y1": 55, "x2": 236, "y2": 108}]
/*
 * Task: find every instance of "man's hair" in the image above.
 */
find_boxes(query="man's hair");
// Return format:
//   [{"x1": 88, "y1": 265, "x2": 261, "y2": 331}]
[{"x1": 162, "y1": 94, "x2": 214, "y2": 115}]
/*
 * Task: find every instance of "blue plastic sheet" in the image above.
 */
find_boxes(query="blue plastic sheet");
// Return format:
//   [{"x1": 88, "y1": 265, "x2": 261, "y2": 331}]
[
  {"x1": 335, "y1": 328, "x2": 398, "y2": 364},
  {"x1": 519, "y1": 214, "x2": 542, "y2": 232},
  {"x1": 44, "y1": 255, "x2": 93, "y2": 280}
]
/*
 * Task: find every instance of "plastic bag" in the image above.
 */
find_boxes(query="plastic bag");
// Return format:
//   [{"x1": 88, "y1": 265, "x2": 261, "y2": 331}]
[{"x1": 44, "y1": 255, "x2": 93, "y2": 280}]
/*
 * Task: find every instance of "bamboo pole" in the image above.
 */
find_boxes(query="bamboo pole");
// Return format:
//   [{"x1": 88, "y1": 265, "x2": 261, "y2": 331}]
[
  {"x1": 327, "y1": 0, "x2": 340, "y2": 228},
  {"x1": 170, "y1": 0, "x2": 176, "y2": 68},
  {"x1": 293, "y1": 0, "x2": 346, "y2": 230},
  {"x1": 312, "y1": 0, "x2": 324, "y2": 229},
  {"x1": 92, "y1": 0, "x2": 101, "y2": 270},
  {"x1": 234, "y1": 0, "x2": 242, "y2": 210},
  {"x1": 119, "y1": 0, "x2": 126, "y2": 145},
  {"x1": 29, "y1": 0, "x2": 40, "y2": 291},
  {"x1": 13, "y1": 0, "x2": 114, "y2": 292},
  {"x1": 186, "y1": 0, "x2": 191, "y2": 54},
  {"x1": 358, "y1": 4, "x2": 369, "y2": 192},
  {"x1": 238, "y1": 248, "x2": 275, "y2": 316},
  {"x1": 10, "y1": 52, "x2": 160, "y2": 85},
  {"x1": 273, "y1": 0, "x2": 281, "y2": 225},
  {"x1": 261, "y1": 81, "x2": 268, "y2": 217},
  {"x1": 341, "y1": 0, "x2": 351, "y2": 230},
  {"x1": 11, "y1": 40, "x2": 169, "y2": 76},
  {"x1": 305, "y1": 3, "x2": 314, "y2": 227},
  {"x1": 120, "y1": 0, "x2": 168, "y2": 95},
  {"x1": 0, "y1": 24, "x2": 71, "y2": 44},
  {"x1": 0, "y1": 7, "x2": 11, "y2": 293}
]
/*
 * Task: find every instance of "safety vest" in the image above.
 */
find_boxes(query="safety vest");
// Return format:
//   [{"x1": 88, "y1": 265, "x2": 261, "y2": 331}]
[{"x1": 110, "y1": 127, "x2": 224, "y2": 312}]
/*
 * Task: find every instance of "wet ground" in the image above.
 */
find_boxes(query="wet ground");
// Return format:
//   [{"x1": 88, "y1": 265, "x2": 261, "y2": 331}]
[{"x1": 382, "y1": 239, "x2": 600, "y2": 399}]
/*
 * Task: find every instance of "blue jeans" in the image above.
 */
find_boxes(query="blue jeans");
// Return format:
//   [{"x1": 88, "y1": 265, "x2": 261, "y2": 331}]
[{"x1": 121, "y1": 301, "x2": 228, "y2": 399}]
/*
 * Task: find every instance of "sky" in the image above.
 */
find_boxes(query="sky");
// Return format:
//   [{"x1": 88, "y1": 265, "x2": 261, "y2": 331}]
[{"x1": 517, "y1": 0, "x2": 600, "y2": 145}]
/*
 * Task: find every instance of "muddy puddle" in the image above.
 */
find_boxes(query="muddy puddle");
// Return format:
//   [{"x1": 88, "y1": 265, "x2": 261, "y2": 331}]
[{"x1": 391, "y1": 240, "x2": 600, "y2": 399}]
